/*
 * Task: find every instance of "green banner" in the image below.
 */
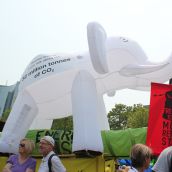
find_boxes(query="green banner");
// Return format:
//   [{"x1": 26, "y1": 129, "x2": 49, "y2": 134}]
[
  {"x1": 0, "y1": 127, "x2": 147, "y2": 157},
  {"x1": 101, "y1": 127, "x2": 147, "y2": 157},
  {"x1": 26, "y1": 129, "x2": 73, "y2": 156}
]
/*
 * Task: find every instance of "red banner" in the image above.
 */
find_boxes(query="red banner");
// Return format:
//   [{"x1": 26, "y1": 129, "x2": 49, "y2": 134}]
[{"x1": 146, "y1": 82, "x2": 172, "y2": 155}]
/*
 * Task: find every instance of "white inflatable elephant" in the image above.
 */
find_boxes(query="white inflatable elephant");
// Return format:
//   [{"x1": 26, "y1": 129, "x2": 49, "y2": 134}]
[{"x1": 0, "y1": 22, "x2": 172, "y2": 153}]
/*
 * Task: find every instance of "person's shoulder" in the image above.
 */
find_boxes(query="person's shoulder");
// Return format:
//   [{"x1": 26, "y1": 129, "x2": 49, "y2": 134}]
[
  {"x1": 165, "y1": 146, "x2": 172, "y2": 150},
  {"x1": 161, "y1": 146, "x2": 172, "y2": 154},
  {"x1": 51, "y1": 153, "x2": 58, "y2": 159},
  {"x1": 48, "y1": 151, "x2": 57, "y2": 157},
  {"x1": 7, "y1": 154, "x2": 18, "y2": 163},
  {"x1": 51, "y1": 153, "x2": 62, "y2": 162},
  {"x1": 9, "y1": 154, "x2": 18, "y2": 159}
]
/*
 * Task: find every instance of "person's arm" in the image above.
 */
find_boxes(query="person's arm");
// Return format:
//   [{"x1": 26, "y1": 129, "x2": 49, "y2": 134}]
[{"x1": 2, "y1": 163, "x2": 12, "y2": 172}]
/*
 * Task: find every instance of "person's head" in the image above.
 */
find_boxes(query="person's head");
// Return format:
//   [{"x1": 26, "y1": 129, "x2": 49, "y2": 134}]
[
  {"x1": 39, "y1": 136, "x2": 55, "y2": 156},
  {"x1": 130, "y1": 144, "x2": 152, "y2": 170},
  {"x1": 19, "y1": 138, "x2": 35, "y2": 155}
]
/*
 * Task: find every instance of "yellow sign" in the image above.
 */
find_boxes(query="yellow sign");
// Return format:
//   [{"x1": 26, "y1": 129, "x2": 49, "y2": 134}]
[{"x1": 0, "y1": 155, "x2": 114, "y2": 172}]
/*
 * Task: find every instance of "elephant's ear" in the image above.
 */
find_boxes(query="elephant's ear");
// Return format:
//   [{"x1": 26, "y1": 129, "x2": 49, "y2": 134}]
[{"x1": 87, "y1": 22, "x2": 109, "y2": 74}]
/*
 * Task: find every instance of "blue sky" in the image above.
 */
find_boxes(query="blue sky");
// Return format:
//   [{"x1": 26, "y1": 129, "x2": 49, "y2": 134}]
[{"x1": 0, "y1": 0, "x2": 172, "y2": 111}]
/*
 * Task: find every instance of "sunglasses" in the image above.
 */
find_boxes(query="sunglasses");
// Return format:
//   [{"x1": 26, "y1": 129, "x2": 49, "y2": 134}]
[{"x1": 19, "y1": 143, "x2": 25, "y2": 148}]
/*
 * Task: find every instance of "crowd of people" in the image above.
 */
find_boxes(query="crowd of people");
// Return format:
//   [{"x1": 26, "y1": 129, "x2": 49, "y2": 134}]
[
  {"x1": 2, "y1": 136, "x2": 66, "y2": 172},
  {"x1": 2, "y1": 136, "x2": 172, "y2": 172}
]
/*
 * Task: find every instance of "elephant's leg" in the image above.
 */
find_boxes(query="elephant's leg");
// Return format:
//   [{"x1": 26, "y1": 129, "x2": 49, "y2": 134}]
[
  {"x1": 97, "y1": 94, "x2": 110, "y2": 130},
  {"x1": 0, "y1": 90, "x2": 38, "y2": 153},
  {"x1": 71, "y1": 70, "x2": 103, "y2": 154}
]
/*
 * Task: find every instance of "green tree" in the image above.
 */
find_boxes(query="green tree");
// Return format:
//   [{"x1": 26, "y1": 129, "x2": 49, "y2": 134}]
[
  {"x1": 51, "y1": 116, "x2": 73, "y2": 130},
  {"x1": 108, "y1": 104, "x2": 149, "y2": 130},
  {"x1": 0, "y1": 109, "x2": 11, "y2": 122},
  {"x1": 127, "y1": 104, "x2": 149, "y2": 128},
  {"x1": 108, "y1": 104, "x2": 132, "y2": 130}
]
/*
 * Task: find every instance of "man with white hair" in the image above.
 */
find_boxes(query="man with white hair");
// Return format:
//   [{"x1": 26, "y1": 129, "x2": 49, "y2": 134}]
[{"x1": 38, "y1": 135, "x2": 66, "y2": 172}]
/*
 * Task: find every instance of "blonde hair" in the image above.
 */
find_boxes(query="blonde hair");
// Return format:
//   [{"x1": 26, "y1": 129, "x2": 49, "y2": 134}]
[
  {"x1": 20, "y1": 138, "x2": 35, "y2": 154},
  {"x1": 130, "y1": 143, "x2": 152, "y2": 168}
]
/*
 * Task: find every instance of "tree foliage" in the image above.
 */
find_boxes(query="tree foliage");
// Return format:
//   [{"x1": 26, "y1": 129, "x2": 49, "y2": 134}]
[
  {"x1": 127, "y1": 104, "x2": 149, "y2": 128},
  {"x1": 51, "y1": 116, "x2": 73, "y2": 130},
  {"x1": 107, "y1": 104, "x2": 132, "y2": 130},
  {"x1": 108, "y1": 104, "x2": 149, "y2": 130},
  {"x1": 0, "y1": 109, "x2": 11, "y2": 122}
]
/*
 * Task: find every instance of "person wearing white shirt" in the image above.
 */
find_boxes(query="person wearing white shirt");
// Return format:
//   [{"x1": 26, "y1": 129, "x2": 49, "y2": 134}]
[
  {"x1": 152, "y1": 146, "x2": 172, "y2": 172},
  {"x1": 38, "y1": 135, "x2": 66, "y2": 172}
]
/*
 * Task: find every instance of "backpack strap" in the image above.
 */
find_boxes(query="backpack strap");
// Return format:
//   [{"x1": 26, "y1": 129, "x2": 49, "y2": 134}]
[{"x1": 48, "y1": 154, "x2": 57, "y2": 172}]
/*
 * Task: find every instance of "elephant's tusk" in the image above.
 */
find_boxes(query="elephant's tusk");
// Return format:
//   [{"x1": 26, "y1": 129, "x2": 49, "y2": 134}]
[{"x1": 119, "y1": 62, "x2": 169, "y2": 76}]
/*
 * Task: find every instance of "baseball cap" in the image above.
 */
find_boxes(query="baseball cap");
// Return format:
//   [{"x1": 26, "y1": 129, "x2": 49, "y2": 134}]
[{"x1": 41, "y1": 136, "x2": 55, "y2": 146}]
